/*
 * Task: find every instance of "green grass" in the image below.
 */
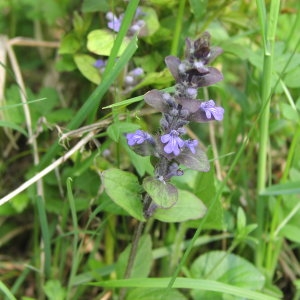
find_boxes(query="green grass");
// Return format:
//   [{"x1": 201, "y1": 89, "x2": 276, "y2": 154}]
[{"x1": 1, "y1": 0, "x2": 300, "y2": 299}]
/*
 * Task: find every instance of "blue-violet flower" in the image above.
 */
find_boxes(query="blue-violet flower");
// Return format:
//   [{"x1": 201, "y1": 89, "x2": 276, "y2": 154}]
[
  {"x1": 161, "y1": 130, "x2": 185, "y2": 156},
  {"x1": 126, "y1": 130, "x2": 152, "y2": 146},
  {"x1": 184, "y1": 139, "x2": 198, "y2": 154},
  {"x1": 106, "y1": 12, "x2": 122, "y2": 32},
  {"x1": 200, "y1": 100, "x2": 224, "y2": 121}
]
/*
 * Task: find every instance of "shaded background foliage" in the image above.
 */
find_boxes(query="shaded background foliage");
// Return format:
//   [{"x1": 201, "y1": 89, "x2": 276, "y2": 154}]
[{"x1": 0, "y1": 0, "x2": 300, "y2": 299}]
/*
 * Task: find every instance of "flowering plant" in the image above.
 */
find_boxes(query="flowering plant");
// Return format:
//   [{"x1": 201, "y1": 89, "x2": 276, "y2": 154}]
[{"x1": 123, "y1": 32, "x2": 224, "y2": 218}]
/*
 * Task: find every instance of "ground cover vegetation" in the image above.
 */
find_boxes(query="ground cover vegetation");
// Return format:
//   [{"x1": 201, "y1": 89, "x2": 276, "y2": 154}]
[{"x1": 0, "y1": 0, "x2": 300, "y2": 299}]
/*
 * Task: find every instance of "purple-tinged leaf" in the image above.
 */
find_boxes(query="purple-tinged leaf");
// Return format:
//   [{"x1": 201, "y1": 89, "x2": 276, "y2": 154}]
[
  {"x1": 208, "y1": 46, "x2": 223, "y2": 63},
  {"x1": 165, "y1": 55, "x2": 181, "y2": 81},
  {"x1": 190, "y1": 67, "x2": 223, "y2": 87},
  {"x1": 176, "y1": 147, "x2": 210, "y2": 172},
  {"x1": 129, "y1": 139, "x2": 157, "y2": 156},
  {"x1": 144, "y1": 89, "x2": 172, "y2": 113},
  {"x1": 176, "y1": 98, "x2": 202, "y2": 113},
  {"x1": 143, "y1": 177, "x2": 178, "y2": 208}
]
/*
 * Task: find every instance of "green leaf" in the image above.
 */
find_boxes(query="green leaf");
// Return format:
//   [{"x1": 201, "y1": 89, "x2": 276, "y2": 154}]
[
  {"x1": 90, "y1": 277, "x2": 278, "y2": 300},
  {"x1": 116, "y1": 235, "x2": 152, "y2": 279},
  {"x1": 44, "y1": 280, "x2": 66, "y2": 300},
  {"x1": 154, "y1": 189, "x2": 206, "y2": 222},
  {"x1": 236, "y1": 207, "x2": 246, "y2": 232},
  {"x1": 10, "y1": 192, "x2": 30, "y2": 213},
  {"x1": 176, "y1": 147, "x2": 210, "y2": 172},
  {"x1": 0, "y1": 120, "x2": 28, "y2": 136},
  {"x1": 74, "y1": 54, "x2": 101, "y2": 84},
  {"x1": 0, "y1": 281, "x2": 17, "y2": 300},
  {"x1": 189, "y1": 0, "x2": 207, "y2": 20},
  {"x1": 102, "y1": 169, "x2": 145, "y2": 221},
  {"x1": 143, "y1": 177, "x2": 178, "y2": 208},
  {"x1": 125, "y1": 146, "x2": 154, "y2": 177},
  {"x1": 279, "y1": 224, "x2": 300, "y2": 244},
  {"x1": 55, "y1": 54, "x2": 77, "y2": 71},
  {"x1": 107, "y1": 122, "x2": 140, "y2": 142},
  {"x1": 260, "y1": 181, "x2": 300, "y2": 195},
  {"x1": 285, "y1": 67, "x2": 300, "y2": 88},
  {"x1": 59, "y1": 32, "x2": 81, "y2": 54},
  {"x1": 280, "y1": 102, "x2": 299, "y2": 123},
  {"x1": 82, "y1": 0, "x2": 109, "y2": 12},
  {"x1": 193, "y1": 149, "x2": 223, "y2": 230},
  {"x1": 87, "y1": 29, "x2": 131, "y2": 56},
  {"x1": 127, "y1": 287, "x2": 186, "y2": 300},
  {"x1": 190, "y1": 251, "x2": 265, "y2": 299},
  {"x1": 139, "y1": 6, "x2": 160, "y2": 37}
]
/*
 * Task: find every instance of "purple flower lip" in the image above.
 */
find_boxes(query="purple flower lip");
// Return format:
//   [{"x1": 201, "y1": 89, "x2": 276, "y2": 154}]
[
  {"x1": 200, "y1": 100, "x2": 224, "y2": 121},
  {"x1": 161, "y1": 130, "x2": 185, "y2": 156},
  {"x1": 184, "y1": 139, "x2": 198, "y2": 154},
  {"x1": 130, "y1": 67, "x2": 144, "y2": 77},
  {"x1": 126, "y1": 130, "x2": 152, "y2": 146},
  {"x1": 93, "y1": 59, "x2": 106, "y2": 69},
  {"x1": 106, "y1": 12, "x2": 122, "y2": 32}
]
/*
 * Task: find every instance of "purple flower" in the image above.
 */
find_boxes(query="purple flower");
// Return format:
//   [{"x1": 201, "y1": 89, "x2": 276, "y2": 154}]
[
  {"x1": 126, "y1": 130, "x2": 152, "y2": 146},
  {"x1": 184, "y1": 139, "x2": 198, "y2": 154},
  {"x1": 161, "y1": 130, "x2": 185, "y2": 156},
  {"x1": 106, "y1": 12, "x2": 122, "y2": 32},
  {"x1": 200, "y1": 100, "x2": 224, "y2": 121},
  {"x1": 130, "y1": 67, "x2": 144, "y2": 77},
  {"x1": 93, "y1": 59, "x2": 106, "y2": 69},
  {"x1": 186, "y1": 87, "x2": 197, "y2": 98}
]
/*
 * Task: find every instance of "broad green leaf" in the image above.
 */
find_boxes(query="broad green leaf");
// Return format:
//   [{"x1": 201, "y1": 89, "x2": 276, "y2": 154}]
[
  {"x1": 74, "y1": 54, "x2": 101, "y2": 84},
  {"x1": 87, "y1": 29, "x2": 131, "y2": 56},
  {"x1": 116, "y1": 235, "x2": 152, "y2": 279},
  {"x1": 189, "y1": 0, "x2": 207, "y2": 20},
  {"x1": 154, "y1": 189, "x2": 206, "y2": 222},
  {"x1": 279, "y1": 224, "x2": 300, "y2": 244},
  {"x1": 59, "y1": 32, "x2": 81, "y2": 54},
  {"x1": 285, "y1": 67, "x2": 300, "y2": 88},
  {"x1": 55, "y1": 54, "x2": 77, "y2": 71},
  {"x1": 260, "y1": 181, "x2": 300, "y2": 196},
  {"x1": 143, "y1": 177, "x2": 178, "y2": 208},
  {"x1": 107, "y1": 122, "x2": 140, "y2": 142},
  {"x1": 0, "y1": 192, "x2": 30, "y2": 216},
  {"x1": 90, "y1": 277, "x2": 278, "y2": 300},
  {"x1": 9, "y1": 192, "x2": 30, "y2": 213},
  {"x1": 280, "y1": 102, "x2": 299, "y2": 123},
  {"x1": 133, "y1": 69, "x2": 174, "y2": 91},
  {"x1": 125, "y1": 146, "x2": 154, "y2": 177},
  {"x1": 82, "y1": 0, "x2": 109, "y2": 12},
  {"x1": 139, "y1": 7, "x2": 160, "y2": 37},
  {"x1": 190, "y1": 251, "x2": 265, "y2": 299},
  {"x1": 127, "y1": 287, "x2": 186, "y2": 300},
  {"x1": 193, "y1": 148, "x2": 223, "y2": 229},
  {"x1": 102, "y1": 169, "x2": 145, "y2": 221},
  {"x1": 44, "y1": 280, "x2": 66, "y2": 300}
]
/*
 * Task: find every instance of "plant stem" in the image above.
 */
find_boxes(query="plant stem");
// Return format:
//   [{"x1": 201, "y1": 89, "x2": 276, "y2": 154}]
[
  {"x1": 255, "y1": 0, "x2": 280, "y2": 271},
  {"x1": 170, "y1": 0, "x2": 186, "y2": 56}
]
